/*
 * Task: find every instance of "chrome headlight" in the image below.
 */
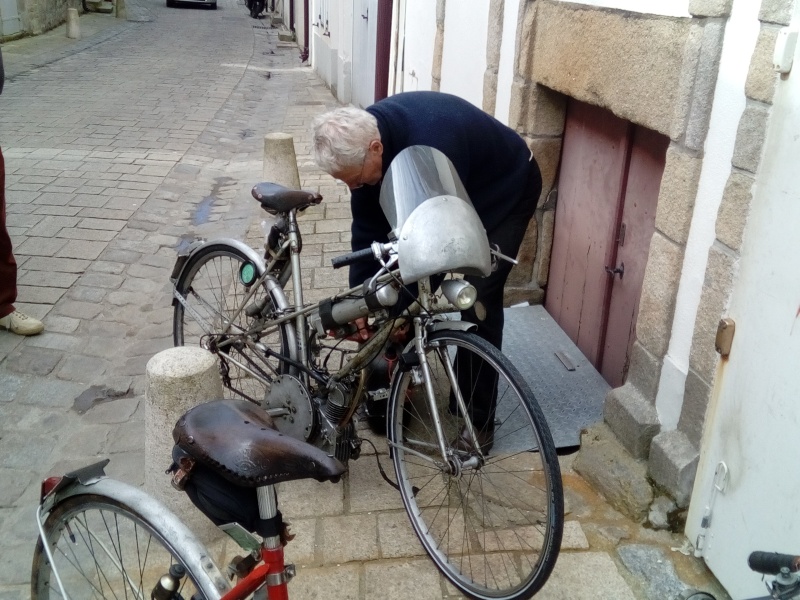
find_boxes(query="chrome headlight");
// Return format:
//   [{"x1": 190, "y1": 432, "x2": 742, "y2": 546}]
[{"x1": 441, "y1": 279, "x2": 478, "y2": 310}]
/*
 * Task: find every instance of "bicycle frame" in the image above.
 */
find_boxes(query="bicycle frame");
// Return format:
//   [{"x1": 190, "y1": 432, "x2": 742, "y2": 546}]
[{"x1": 173, "y1": 205, "x2": 483, "y2": 469}]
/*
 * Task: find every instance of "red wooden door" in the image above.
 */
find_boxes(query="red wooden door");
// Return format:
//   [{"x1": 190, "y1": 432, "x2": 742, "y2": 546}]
[{"x1": 546, "y1": 99, "x2": 668, "y2": 387}]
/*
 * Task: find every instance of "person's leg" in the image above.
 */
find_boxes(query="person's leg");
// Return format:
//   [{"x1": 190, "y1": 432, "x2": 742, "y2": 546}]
[
  {"x1": 454, "y1": 159, "x2": 542, "y2": 432},
  {"x1": 0, "y1": 146, "x2": 43, "y2": 335},
  {"x1": 0, "y1": 146, "x2": 17, "y2": 320}
]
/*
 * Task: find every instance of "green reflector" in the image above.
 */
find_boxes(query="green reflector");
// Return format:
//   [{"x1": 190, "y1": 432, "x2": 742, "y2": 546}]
[{"x1": 240, "y1": 262, "x2": 257, "y2": 285}]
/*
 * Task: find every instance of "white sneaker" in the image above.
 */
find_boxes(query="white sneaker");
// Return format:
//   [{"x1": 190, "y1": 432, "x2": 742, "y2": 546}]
[{"x1": 0, "y1": 310, "x2": 44, "y2": 336}]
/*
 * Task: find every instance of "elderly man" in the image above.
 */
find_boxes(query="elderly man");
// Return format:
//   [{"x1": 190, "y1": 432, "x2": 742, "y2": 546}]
[
  {"x1": 0, "y1": 47, "x2": 45, "y2": 336},
  {"x1": 312, "y1": 91, "x2": 541, "y2": 450}
]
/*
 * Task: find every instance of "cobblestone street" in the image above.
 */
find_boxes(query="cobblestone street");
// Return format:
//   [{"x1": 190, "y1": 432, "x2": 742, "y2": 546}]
[{"x1": 0, "y1": 3, "x2": 727, "y2": 598}]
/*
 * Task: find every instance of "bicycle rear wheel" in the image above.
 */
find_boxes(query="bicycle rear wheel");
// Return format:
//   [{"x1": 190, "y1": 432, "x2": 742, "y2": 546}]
[
  {"x1": 173, "y1": 244, "x2": 290, "y2": 404},
  {"x1": 32, "y1": 495, "x2": 215, "y2": 599},
  {"x1": 387, "y1": 330, "x2": 563, "y2": 600}
]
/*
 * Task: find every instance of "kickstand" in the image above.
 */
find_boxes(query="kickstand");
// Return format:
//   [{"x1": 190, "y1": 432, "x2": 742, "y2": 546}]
[{"x1": 360, "y1": 438, "x2": 401, "y2": 492}]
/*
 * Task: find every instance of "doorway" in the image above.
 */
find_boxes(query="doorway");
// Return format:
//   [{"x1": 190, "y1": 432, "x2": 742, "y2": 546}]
[{"x1": 545, "y1": 99, "x2": 669, "y2": 387}]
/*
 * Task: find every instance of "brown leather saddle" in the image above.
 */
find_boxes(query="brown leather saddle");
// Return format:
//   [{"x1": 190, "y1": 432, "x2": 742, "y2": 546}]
[
  {"x1": 173, "y1": 399, "x2": 345, "y2": 487},
  {"x1": 251, "y1": 182, "x2": 322, "y2": 215}
]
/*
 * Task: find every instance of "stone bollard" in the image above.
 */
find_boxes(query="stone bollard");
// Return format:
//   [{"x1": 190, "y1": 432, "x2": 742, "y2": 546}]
[
  {"x1": 115, "y1": 0, "x2": 127, "y2": 19},
  {"x1": 263, "y1": 132, "x2": 301, "y2": 189},
  {"x1": 145, "y1": 347, "x2": 224, "y2": 544},
  {"x1": 66, "y1": 8, "x2": 80, "y2": 39}
]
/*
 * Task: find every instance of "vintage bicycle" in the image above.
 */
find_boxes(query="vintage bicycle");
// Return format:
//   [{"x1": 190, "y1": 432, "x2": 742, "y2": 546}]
[{"x1": 32, "y1": 146, "x2": 563, "y2": 600}]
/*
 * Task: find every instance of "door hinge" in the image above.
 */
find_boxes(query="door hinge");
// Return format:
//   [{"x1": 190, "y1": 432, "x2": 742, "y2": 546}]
[
  {"x1": 617, "y1": 222, "x2": 626, "y2": 246},
  {"x1": 694, "y1": 461, "x2": 729, "y2": 558}
]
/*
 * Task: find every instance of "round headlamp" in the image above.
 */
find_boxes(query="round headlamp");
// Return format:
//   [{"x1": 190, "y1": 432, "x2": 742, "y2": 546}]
[{"x1": 441, "y1": 279, "x2": 478, "y2": 310}]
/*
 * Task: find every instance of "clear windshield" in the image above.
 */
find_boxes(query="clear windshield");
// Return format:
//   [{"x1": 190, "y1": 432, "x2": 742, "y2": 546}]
[
  {"x1": 377, "y1": 145, "x2": 492, "y2": 283},
  {"x1": 379, "y1": 146, "x2": 471, "y2": 239}
]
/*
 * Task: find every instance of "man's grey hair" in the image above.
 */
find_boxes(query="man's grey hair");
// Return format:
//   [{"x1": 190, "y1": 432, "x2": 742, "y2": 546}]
[{"x1": 312, "y1": 107, "x2": 380, "y2": 174}]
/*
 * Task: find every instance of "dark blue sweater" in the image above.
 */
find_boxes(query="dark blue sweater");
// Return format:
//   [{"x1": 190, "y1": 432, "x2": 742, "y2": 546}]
[{"x1": 349, "y1": 91, "x2": 531, "y2": 287}]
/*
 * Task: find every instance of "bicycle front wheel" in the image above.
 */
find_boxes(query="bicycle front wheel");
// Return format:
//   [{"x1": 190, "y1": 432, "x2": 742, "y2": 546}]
[
  {"x1": 173, "y1": 244, "x2": 290, "y2": 404},
  {"x1": 32, "y1": 495, "x2": 216, "y2": 599},
  {"x1": 388, "y1": 330, "x2": 563, "y2": 600}
]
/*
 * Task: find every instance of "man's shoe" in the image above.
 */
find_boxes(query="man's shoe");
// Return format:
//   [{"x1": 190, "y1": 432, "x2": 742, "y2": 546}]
[
  {"x1": 0, "y1": 310, "x2": 44, "y2": 336},
  {"x1": 453, "y1": 424, "x2": 494, "y2": 454}
]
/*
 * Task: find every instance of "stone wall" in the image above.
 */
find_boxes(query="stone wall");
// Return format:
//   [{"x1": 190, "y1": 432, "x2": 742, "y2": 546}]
[
  {"x1": 656, "y1": 0, "x2": 794, "y2": 503},
  {"x1": 504, "y1": 0, "x2": 732, "y2": 508},
  {"x1": 20, "y1": 0, "x2": 77, "y2": 35}
]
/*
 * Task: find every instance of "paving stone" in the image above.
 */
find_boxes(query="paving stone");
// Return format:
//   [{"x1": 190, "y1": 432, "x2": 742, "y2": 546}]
[
  {"x1": 17, "y1": 271, "x2": 80, "y2": 288},
  {"x1": 12, "y1": 377, "x2": 87, "y2": 408},
  {"x1": 0, "y1": 541, "x2": 34, "y2": 586},
  {"x1": 82, "y1": 396, "x2": 140, "y2": 425},
  {"x1": 78, "y1": 217, "x2": 128, "y2": 231},
  {"x1": 13, "y1": 236, "x2": 67, "y2": 256},
  {"x1": 288, "y1": 564, "x2": 361, "y2": 600},
  {"x1": 15, "y1": 284, "x2": 65, "y2": 304},
  {"x1": 377, "y1": 511, "x2": 426, "y2": 559},
  {"x1": 22, "y1": 256, "x2": 90, "y2": 273},
  {"x1": 56, "y1": 227, "x2": 117, "y2": 241},
  {"x1": 0, "y1": 470, "x2": 33, "y2": 507},
  {"x1": 56, "y1": 239, "x2": 108, "y2": 260},
  {"x1": 4, "y1": 346, "x2": 63, "y2": 376},
  {"x1": 0, "y1": 373, "x2": 26, "y2": 402},
  {"x1": 67, "y1": 285, "x2": 109, "y2": 303},
  {"x1": 23, "y1": 332, "x2": 82, "y2": 352},
  {"x1": 320, "y1": 513, "x2": 378, "y2": 564},
  {"x1": 282, "y1": 518, "x2": 318, "y2": 566},
  {"x1": 0, "y1": 432, "x2": 56, "y2": 469},
  {"x1": 348, "y1": 457, "x2": 405, "y2": 513},
  {"x1": 58, "y1": 354, "x2": 111, "y2": 382},
  {"x1": 535, "y1": 552, "x2": 637, "y2": 599},
  {"x1": 618, "y1": 544, "x2": 687, "y2": 600},
  {"x1": 54, "y1": 300, "x2": 104, "y2": 320},
  {"x1": 365, "y1": 559, "x2": 443, "y2": 600}
]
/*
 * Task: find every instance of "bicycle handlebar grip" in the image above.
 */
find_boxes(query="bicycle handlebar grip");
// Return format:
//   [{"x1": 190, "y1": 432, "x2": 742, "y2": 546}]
[
  {"x1": 331, "y1": 247, "x2": 375, "y2": 269},
  {"x1": 748, "y1": 551, "x2": 800, "y2": 574}
]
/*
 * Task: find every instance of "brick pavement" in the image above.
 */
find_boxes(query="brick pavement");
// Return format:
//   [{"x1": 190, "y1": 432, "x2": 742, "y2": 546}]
[{"x1": 0, "y1": 3, "x2": 728, "y2": 599}]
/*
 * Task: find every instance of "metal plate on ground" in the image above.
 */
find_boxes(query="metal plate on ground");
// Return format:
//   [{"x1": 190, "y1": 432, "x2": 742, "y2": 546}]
[{"x1": 502, "y1": 304, "x2": 609, "y2": 450}]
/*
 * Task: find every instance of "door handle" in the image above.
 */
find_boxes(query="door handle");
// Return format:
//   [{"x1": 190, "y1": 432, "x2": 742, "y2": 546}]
[{"x1": 605, "y1": 262, "x2": 624, "y2": 280}]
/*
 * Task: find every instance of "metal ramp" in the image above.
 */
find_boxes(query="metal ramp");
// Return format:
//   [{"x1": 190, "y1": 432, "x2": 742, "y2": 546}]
[{"x1": 502, "y1": 304, "x2": 610, "y2": 450}]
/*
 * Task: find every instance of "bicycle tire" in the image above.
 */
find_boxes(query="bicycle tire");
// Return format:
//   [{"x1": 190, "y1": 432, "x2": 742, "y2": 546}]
[
  {"x1": 32, "y1": 494, "x2": 220, "y2": 599},
  {"x1": 387, "y1": 330, "x2": 563, "y2": 600},
  {"x1": 173, "y1": 243, "x2": 291, "y2": 404}
]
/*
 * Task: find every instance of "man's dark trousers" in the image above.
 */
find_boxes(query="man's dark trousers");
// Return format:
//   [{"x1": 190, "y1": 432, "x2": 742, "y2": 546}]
[
  {"x1": 0, "y1": 147, "x2": 18, "y2": 319},
  {"x1": 453, "y1": 159, "x2": 542, "y2": 430}
]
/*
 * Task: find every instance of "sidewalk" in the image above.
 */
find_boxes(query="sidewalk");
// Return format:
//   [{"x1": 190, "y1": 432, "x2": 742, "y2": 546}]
[{"x1": 0, "y1": 5, "x2": 728, "y2": 599}]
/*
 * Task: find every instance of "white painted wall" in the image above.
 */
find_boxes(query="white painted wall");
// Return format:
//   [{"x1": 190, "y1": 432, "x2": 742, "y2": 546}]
[
  {"x1": 398, "y1": 0, "x2": 437, "y2": 92},
  {"x1": 654, "y1": 0, "x2": 760, "y2": 430},
  {"x1": 439, "y1": 0, "x2": 490, "y2": 108},
  {"x1": 550, "y1": 0, "x2": 690, "y2": 17},
  {"x1": 494, "y1": 0, "x2": 521, "y2": 124}
]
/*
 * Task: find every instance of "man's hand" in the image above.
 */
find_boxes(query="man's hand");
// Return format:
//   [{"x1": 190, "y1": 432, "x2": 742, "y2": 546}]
[{"x1": 349, "y1": 317, "x2": 372, "y2": 342}]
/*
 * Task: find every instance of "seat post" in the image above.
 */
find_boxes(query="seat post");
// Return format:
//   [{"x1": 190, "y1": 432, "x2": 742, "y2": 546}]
[{"x1": 256, "y1": 484, "x2": 280, "y2": 548}]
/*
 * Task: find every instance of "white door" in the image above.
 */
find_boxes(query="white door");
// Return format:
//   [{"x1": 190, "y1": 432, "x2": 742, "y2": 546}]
[
  {"x1": 351, "y1": 0, "x2": 377, "y2": 108},
  {"x1": 686, "y1": 6, "x2": 800, "y2": 598},
  {"x1": 1, "y1": 0, "x2": 22, "y2": 36}
]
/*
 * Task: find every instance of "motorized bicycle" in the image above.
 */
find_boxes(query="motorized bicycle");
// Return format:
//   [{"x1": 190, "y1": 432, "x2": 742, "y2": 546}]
[{"x1": 31, "y1": 145, "x2": 564, "y2": 600}]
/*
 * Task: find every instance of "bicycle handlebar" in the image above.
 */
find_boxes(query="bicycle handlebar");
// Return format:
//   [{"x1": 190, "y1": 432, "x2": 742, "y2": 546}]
[
  {"x1": 749, "y1": 551, "x2": 800, "y2": 575},
  {"x1": 331, "y1": 247, "x2": 376, "y2": 269}
]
